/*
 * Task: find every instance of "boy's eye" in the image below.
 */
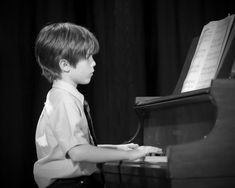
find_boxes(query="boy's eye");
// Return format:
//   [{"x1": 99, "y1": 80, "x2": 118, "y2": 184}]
[
  {"x1": 86, "y1": 53, "x2": 92, "y2": 59},
  {"x1": 88, "y1": 56, "x2": 93, "y2": 61}
]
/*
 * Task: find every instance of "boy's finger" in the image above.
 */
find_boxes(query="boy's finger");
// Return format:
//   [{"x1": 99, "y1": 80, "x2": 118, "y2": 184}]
[
  {"x1": 149, "y1": 146, "x2": 163, "y2": 154},
  {"x1": 128, "y1": 143, "x2": 139, "y2": 149}
]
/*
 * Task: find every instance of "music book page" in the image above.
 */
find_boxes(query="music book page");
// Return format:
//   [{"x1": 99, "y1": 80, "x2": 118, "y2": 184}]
[{"x1": 181, "y1": 14, "x2": 234, "y2": 92}]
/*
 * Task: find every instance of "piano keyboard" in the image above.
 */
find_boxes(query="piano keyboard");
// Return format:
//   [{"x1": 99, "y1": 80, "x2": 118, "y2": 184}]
[
  {"x1": 125, "y1": 156, "x2": 167, "y2": 164},
  {"x1": 144, "y1": 156, "x2": 167, "y2": 163}
]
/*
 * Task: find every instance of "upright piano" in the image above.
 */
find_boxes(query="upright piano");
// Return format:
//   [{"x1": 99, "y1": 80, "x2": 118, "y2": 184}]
[{"x1": 102, "y1": 17, "x2": 235, "y2": 188}]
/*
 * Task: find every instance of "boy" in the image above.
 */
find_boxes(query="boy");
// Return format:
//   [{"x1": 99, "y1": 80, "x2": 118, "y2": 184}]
[{"x1": 34, "y1": 22, "x2": 162, "y2": 188}]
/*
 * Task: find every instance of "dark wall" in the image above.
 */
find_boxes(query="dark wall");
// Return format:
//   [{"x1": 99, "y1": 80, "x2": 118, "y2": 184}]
[{"x1": 0, "y1": 0, "x2": 234, "y2": 187}]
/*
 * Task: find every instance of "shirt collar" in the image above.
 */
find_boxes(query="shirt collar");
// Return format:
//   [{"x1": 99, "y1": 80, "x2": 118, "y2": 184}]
[{"x1": 52, "y1": 80, "x2": 84, "y2": 105}]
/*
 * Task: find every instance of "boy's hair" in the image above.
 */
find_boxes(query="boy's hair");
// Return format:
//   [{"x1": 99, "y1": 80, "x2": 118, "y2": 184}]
[{"x1": 35, "y1": 22, "x2": 99, "y2": 82}]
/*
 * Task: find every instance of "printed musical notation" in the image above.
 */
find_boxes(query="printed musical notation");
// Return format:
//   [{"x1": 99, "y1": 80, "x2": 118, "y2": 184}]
[{"x1": 182, "y1": 14, "x2": 234, "y2": 92}]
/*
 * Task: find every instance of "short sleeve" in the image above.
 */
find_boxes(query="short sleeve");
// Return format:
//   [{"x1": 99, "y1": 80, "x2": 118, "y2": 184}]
[{"x1": 49, "y1": 97, "x2": 89, "y2": 156}]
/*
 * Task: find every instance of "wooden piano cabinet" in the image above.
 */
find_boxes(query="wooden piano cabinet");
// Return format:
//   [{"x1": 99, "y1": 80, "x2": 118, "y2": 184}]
[
  {"x1": 103, "y1": 161, "x2": 170, "y2": 188},
  {"x1": 138, "y1": 94, "x2": 216, "y2": 154},
  {"x1": 168, "y1": 79, "x2": 235, "y2": 188},
  {"x1": 103, "y1": 79, "x2": 235, "y2": 188}
]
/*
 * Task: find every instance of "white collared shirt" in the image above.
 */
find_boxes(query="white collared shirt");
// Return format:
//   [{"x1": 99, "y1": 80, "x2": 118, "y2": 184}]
[{"x1": 33, "y1": 80, "x2": 97, "y2": 188}]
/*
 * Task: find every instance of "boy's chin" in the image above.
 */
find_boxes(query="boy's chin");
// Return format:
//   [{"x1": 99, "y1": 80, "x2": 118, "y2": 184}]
[{"x1": 79, "y1": 79, "x2": 91, "y2": 85}]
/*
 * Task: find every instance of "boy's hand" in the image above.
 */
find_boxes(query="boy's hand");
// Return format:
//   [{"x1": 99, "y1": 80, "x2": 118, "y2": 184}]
[
  {"x1": 127, "y1": 145, "x2": 163, "y2": 161},
  {"x1": 137, "y1": 146, "x2": 163, "y2": 155},
  {"x1": 116, "y1": 143, "x2": 139, "y2": 151}
]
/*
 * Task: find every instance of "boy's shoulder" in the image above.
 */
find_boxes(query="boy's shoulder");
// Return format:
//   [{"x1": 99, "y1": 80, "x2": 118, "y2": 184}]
[{"x1": 48, "y1": 87, "x2": 78, "y2": 106}]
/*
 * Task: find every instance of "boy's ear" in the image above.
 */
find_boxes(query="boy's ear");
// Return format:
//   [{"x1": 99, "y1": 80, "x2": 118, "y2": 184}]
[{"x1": 59, "y1": 59, "x2": 70, "y2": 72}]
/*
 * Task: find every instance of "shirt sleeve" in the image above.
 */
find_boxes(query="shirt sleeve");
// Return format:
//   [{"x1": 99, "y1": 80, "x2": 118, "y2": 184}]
[{"x1": 49, "y1": 97, "x2": 89, "y2": 157}]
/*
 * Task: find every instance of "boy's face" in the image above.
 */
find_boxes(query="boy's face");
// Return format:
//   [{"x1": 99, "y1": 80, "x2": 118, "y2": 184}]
[{"x1": 69, "y1": 56, "x2": 96, "y2": 85}]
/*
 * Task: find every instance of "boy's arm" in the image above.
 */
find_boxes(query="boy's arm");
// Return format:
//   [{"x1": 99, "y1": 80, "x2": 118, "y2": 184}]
[{"x1": 68, "y1": 144, "x2": 162, "y2": 163}]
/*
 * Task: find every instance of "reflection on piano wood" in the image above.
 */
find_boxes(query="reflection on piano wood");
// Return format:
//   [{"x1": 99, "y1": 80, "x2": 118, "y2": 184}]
[
  {"x1": 103, "y1": 156, "x2": 170, "y2": 188},
  {"x1": 103, "y1": 16, "x2": 235, "y2": 188}
]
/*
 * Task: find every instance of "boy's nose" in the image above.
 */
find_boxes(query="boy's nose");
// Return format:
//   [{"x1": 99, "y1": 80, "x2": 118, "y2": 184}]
[{"x1": 91, "y1": 59, "x2": 96, "y2": 67}]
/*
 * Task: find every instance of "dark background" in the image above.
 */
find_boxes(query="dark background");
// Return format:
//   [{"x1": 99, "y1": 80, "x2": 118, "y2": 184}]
[{"x1": 0, "y1": 0, "x2": 234, "y2": 187}]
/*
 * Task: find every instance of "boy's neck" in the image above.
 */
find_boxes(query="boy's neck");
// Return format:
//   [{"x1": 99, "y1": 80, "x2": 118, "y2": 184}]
[
  {"x1": 60, "y1": 73, "x2": 78, "y2": 88},
  {"x1": 57, "y1": 78, "x2": 77, "y2": 88}
]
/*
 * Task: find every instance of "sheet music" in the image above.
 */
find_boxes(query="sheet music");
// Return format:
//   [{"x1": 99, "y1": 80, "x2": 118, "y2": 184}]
[{"x1": 182, "y1": 15, "x2": 234, "y2": 92}]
